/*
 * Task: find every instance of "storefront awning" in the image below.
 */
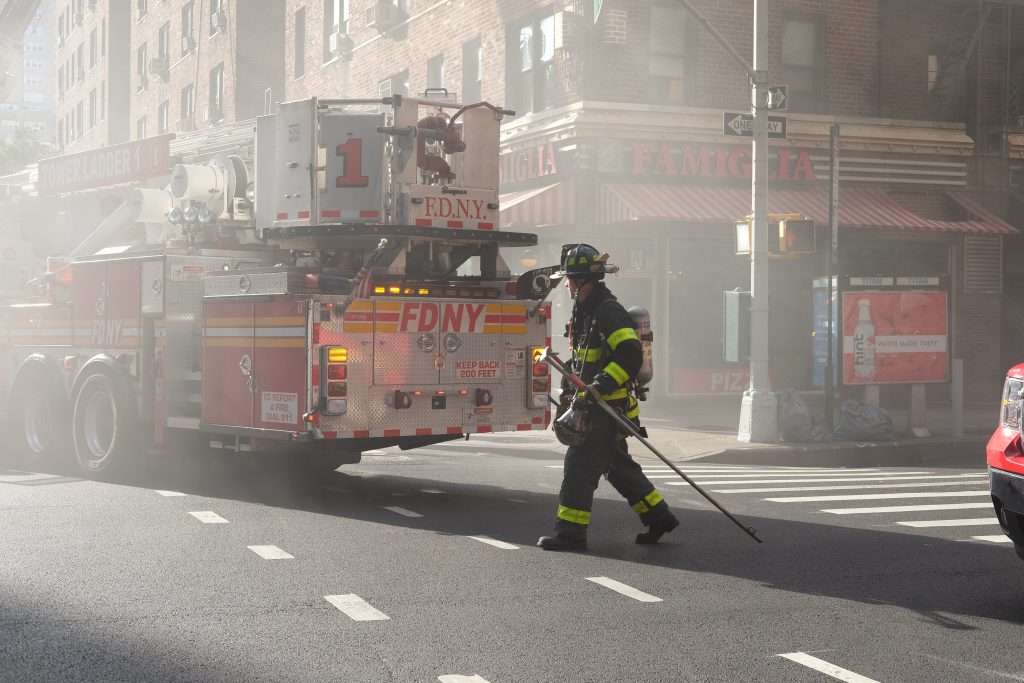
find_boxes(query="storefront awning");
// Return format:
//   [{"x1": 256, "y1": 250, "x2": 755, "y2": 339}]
[
  {"x1": 599, "y1": 184, "x2": 1018, "y2": 235},
  {"x1": 499, "y1": 182, "x2": 570, "y2": 229}
]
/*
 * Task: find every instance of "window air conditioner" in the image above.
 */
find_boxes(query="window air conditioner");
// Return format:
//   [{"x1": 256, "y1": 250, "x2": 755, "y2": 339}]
[
  {"x1": 182, "y1": 34, "x2": 196, "y2": 52},
  {"x1": 328, "y1": 31, "x2": 354, "y2": 57},
  {"x1": 211, "y1": 11, "x2": 227, "y2": 33},
  {"x1": 149, "y1": 56, "x2": 169, "y2": 81},
  {"x1": 73, "y1": 12, "x2": 83, "y2": 26},
  {"x1": 366, "y1": 1, "x2": 402, "y2": 32}
]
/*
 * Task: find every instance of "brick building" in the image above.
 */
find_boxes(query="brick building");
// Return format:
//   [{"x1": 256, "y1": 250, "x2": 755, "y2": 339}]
[
  {"x1": 128, "y1": 0, "x2": 284, "y2": 140},
  {"x1": 54, "y1": 0, "x2": 131, "y2": 153},
  {"x1": 279, "y1": 0, "x2": 1024, "y2": 403}
]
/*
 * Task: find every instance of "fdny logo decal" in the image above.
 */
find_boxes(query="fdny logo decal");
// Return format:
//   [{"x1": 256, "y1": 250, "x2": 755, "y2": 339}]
[{"x1": 342, "y1": 301, "x2": 527, "y2": 335}]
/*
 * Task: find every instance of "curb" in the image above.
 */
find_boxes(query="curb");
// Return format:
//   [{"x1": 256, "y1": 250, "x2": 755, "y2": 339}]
[{"x1": 695, "y1": 435, "x2": 989, "y2": 469}]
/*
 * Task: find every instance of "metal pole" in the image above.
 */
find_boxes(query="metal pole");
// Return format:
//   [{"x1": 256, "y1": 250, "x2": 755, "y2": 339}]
[
  {"x1": 738, "y1": 0, "x2": 777, "y2": 442},
  {"x1": 825, "y1": 124, "x2": 840, "y2": 434}
]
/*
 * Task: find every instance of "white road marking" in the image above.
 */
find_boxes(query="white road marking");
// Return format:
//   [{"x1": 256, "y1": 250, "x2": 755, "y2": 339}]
[
  {"x1": 766, "y1": 490, "x2": 990, "y2": 503},
  {"x1": 155, "y1": 490, "x2": 186, "y2": 497},
  {"x1": 586, "y1": 576, "x2": 662, "y2": 603},
  {"x1": 468, "y1": 536, "x2": 519, "y2": 550},
  {"x1": 777, "y1": 652, "x2": 880, "y2": 683},
  {"x1": 0, "y1": 473, "x2": 59, "y2": 483},
  {"x1": 665, "y1": 474, "x2": 982, "y2": 486},
  {"x1": 972, "y1": 534, "x2": 1013, "y2": 544},
  {"x1": 382, "y1": 505, "x2": 423, "y2": 518},
  {"x1": 658, "y1": 470, "x2": 932, "y2": 480},
  {"x1": 247, "y1": 545, "x2": 294, "y2": 560},
  {"x1": 324, "y1": 594, "x2": 390, "y2": 621},
  {"x1": 824, "y1": 502, "x2": 993, "y2": 515},
  {"x1": 438, "y1": 676, "x2": 491, "y2": 683},
  {"x1": 507, "y1": 498, "x2": 528, "y2": 503},
  {"x1": 420, "y1": 488, "x2": 446, "y2": 494},
  {"x1": 716, "y1": 478, "x2": 988, "y2": 493},
  {"x1": 188, "y1": 511, "x2": 229, "y2": 524},
  {"x1": 898, "y1": 518, "x2": 998, "y2": 528}
]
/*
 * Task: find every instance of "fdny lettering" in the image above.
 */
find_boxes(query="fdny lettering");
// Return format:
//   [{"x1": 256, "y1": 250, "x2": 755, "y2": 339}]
[
  {"x1": 91, "y1": 319, "x2": 123, "y2": 346},
  {"x1": 423, "y1": 197, "x2": 486, "y2": 220},
  {"x1": 399, "y1": 303, "x2": 486, "y2": 333}
]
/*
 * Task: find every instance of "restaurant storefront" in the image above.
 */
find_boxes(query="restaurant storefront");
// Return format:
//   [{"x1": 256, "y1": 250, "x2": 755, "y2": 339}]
[{"x1": 500, "y1": 103, "x2": 1017, "y2": 400}]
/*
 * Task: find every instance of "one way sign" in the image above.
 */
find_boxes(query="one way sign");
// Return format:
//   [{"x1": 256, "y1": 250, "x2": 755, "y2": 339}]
[{"x1": 723, "y1": 112, "x2": 787, "y2": 139}]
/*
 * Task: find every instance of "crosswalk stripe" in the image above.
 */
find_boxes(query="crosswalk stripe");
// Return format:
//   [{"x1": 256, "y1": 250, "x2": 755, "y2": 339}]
[
  {"x1": 324, "y1": 594, "x2": 390, "y2": 621},
  {"x1": 586, "y1": 576, "x2": 662, "y2": 603},
  {"x1": 766, "y1": 490, "x2": 990, "y2": 503},
  {"x1": 382, "y1": 506, "x2": 423, "y2": 518},
  {"x1": 247, "y1": 545, "x2": 294, "y2": 560},
  {"x1": 777, "y1": 652, "x2": 880, "y2": 683},
  {"x1": 654, "y1": 470, "x2": 933, "y2": 480},
  {"x1": 438, "y1": 676, "x2": 491, "y2": 683},
  {"x1": 467, "y1": 536, "x2": 519, "y2": 550},
  {"x1": 972, "y1": 535, "x2": 1013, "y2": 544},
  {"x1": 155, "y1": 490, "x2": 186, "y2": 497},
  {"x1": 898, "y1": 518, "x2": 998, "y2": 528},
  {"x1": 665, "y1": 474, "x2": 983, "y2": 486},
  {"x1": 823, "y1": 502, "x2": 992, "y2": 514},
  {"x1": 714, "y1": 478, "x2": 988, "y2": 494},
  {"x1": 188, "y1": 511, "x2": 228, "y2": 524}
]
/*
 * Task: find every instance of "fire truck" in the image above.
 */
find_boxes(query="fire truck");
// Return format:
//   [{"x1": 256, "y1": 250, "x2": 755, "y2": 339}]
[{"x1": 0, "y1": 95, "x2": 556, "y2": 475}]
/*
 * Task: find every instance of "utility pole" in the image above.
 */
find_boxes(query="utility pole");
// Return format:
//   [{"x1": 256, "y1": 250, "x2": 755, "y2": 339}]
[
  {"x1": 671, "y1": 0, "x2": 776, "y2": 441},
  {"x1": 737, "y1": 0, "x2": 776, "y2": 442}
]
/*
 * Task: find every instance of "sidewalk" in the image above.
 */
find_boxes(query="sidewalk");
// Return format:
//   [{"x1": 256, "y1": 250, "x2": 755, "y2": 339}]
[{"x1": 640, "y1": 393, "x2": 995, "y2": 468}]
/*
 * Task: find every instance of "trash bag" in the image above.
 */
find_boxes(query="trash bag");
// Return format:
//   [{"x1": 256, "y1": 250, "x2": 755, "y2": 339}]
[
  {"x1": 778, "y1": 389, "x2": 814, "y2": 442},
  {"x1": 834, "y1": 399, "x2": 894, "y2": 440}
]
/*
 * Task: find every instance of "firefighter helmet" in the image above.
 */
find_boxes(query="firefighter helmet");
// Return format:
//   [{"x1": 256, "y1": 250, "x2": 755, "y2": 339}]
[
  {"x1": 557, "y1": 243, "x2": 614, "y2": 280},
  {"x1": 554, "y1": 401, "x2": 590, "y2": 446}
]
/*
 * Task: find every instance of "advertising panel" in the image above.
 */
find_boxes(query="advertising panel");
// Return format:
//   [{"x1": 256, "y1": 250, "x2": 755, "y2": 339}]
[{"x1": 841, "y1": 291, "x2": 948, "y2": 385}]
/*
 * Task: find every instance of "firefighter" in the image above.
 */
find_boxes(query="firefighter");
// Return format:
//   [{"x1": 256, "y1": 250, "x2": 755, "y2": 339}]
[{"x1": 538, "y1": 243, "x2": 679, "y2": 552}]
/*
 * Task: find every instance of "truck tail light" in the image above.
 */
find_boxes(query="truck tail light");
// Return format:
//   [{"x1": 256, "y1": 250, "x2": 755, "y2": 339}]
[
  {"x1": 320, "y1": 346, "x2": 349, "y2": 415},
  {"x1": 528, "y1": 346, "x2": 549, "y2": 408}
]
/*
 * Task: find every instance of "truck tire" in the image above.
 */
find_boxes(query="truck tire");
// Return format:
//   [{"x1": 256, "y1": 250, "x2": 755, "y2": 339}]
[
  {"x1": 71, "y1": 369, "x2": 138, "y2": 476},
  {"x1": 8, "y1": 366, "x2": 68, "y2": 468}
]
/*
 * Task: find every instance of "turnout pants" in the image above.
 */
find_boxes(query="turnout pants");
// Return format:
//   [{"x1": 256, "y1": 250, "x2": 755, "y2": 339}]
[{"x1": 554, "y1": 406, "x2": 672, "y2": 536}]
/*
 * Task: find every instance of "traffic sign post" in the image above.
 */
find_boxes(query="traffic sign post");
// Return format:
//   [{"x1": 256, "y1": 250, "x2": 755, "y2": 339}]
[{"x1": 723, "y1": 112, "x2": 787, "y2": 139}]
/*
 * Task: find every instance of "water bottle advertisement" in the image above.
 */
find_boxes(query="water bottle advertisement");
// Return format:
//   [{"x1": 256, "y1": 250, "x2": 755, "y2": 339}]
[{"x1": 840, "y1": 291, "x2": 949, "y2": 385}]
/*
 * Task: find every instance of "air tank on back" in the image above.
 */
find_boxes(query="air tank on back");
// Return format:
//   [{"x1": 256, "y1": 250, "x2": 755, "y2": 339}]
[{"x1": 627, "y1": 306, "x2": 653, "y2": 399}]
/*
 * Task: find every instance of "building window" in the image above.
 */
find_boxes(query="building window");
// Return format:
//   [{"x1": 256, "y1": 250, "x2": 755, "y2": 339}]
[
  {"x1": 89, "y1": 28, "x2": 97, "y2": 69},
  {"x1": 89, "y1": 88, "x2": 96, "y2": 128},
  {"x1": 781, "y1": 16, "x2": 825, "y2": 113},
  {"x1": 76, "y1": 100, "x2": 84, "y2": 138},
  {"x1": 323, "y1": 0, "x2": 348, "y2": 62},
  {"x1": 294, "y1": 7, "x2": 305, "y2": 79},
  {"x1": 58, "y1": 65, "x2": 65, "y2": 99},
  {"x1": 462, "y1": 37, "x2": 482, "y2": 103},
  {"x1": 427, "y1": 53, "x2": 445, "y2": 90},
  {"x1": 209, "y1": 0, "x2": 224, "y2": 36},
  {"x1": 136, "y1": 42, "x2": 148, "y2": 91},
  {"x1": 506, "y1": 11, "x2": 562, "y2": 114},
  {"x1": 100, "y1": 80, "x2": 105, "y2": 120},
  {"x1": 158, "y1": 21, "x2": 170, "y2": 62},
  {"x1": 181, "y1": 83, "x2": 195, "y2": 123},
  {"x1": 182, "y1": 2, "x2": 195, "y2": 55},
  {"x1": 76, "y1": 43, "x2": 84, "y2": 80},
  {"x1": 649, "y1": 4, "x2": 690, "y2": 104},
  {"x1": 137, "y1": 0, "x2": 147, "y2": 19},
  {"x1": 928, "y1": 53, "x2": 940, "y2": 93},
  {"x1": 101, "y1": 18, "x2": 106, "y2": 57},
  {"x1": 137, "y1": 115, "x2": 147, "y2": 139},
  {"x1": 158, "y1": 100, "x2": 170, "y2": 133},
  {"x1": 58, "y1": 120, "x2": 64, "y2": 148},
  {"x1": 208, "y1": 62, "x2": 224, "y2": 121}
]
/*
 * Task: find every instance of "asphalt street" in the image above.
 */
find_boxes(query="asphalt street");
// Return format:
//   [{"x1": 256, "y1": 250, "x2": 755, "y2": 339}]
[{"x1": 2, "y1": 425, "x2": 1023, "y2": 682}]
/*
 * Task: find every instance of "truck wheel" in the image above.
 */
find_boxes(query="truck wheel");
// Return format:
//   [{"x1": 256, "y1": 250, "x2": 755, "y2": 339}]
[
  {"x1": 9, "y1": 368, "x2": 67, "y2": 467},
  {"x1": 71, "y1": 369, "x2": 138, "y2": 476}
]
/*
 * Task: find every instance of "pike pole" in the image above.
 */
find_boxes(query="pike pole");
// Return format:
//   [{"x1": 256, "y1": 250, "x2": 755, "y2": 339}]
[{"x1": 541, "y1": 349, "x2": 763, "y2": 544}]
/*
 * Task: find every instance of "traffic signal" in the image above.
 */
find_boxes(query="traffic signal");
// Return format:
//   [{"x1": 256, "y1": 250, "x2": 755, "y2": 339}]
[{"x1": 777, "y1": 218, "x2": 816, "y2": 254}]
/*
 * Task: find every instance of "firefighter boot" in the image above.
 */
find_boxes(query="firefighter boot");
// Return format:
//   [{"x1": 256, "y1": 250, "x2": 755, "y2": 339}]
[
  {"x1": 537, "y1": 521, "x2": 588, "y2": 552},
  {"x1": 635, "y1": 511, "x2": 679, "y2": 545}
]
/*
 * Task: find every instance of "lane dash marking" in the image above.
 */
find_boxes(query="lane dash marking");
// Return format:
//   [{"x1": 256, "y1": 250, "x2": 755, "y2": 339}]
[
  {"x1": 777, "y1": 652, "x2": 880, "y2": 683},
  {"x1": 586, "y1": 576, "x2": 662, "y2": 603},
  {"x1": 247, "y1": 545, "x2": 294, "y2": 560},
  {"x1": 382, "y1": 506, "x2": 423, "y2": 518},
  {"x1": 468, "y1": 536, "x2": 519, "y2": 550},
  {"x1": 155, "y1": 490, "x2": 186, "y2": 497},
  {"x1": 324, "y1": 594, "x2": 390, "y2": 621},
  {"x1": 188, "y1": 511, "x2": 228, "y2": 524}
]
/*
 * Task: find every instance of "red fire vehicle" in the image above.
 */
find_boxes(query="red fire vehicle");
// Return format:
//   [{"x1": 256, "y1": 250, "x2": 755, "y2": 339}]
[
  {"x1": 0, "y1": 95, "x2": 555, "y2": 475},
  {"x1": 986, "y1": 364, "x2": 1024, "y2": 559}
]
